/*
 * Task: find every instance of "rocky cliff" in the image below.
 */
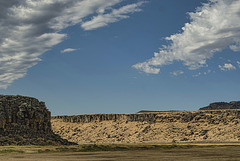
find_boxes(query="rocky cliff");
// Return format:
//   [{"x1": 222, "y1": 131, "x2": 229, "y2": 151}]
[
  {"x1": 52, "y1": 113, "x2": 159, "y2": 123},
  {"x1": 52, "y1": 110, "x2": 240, "y2": 144},
  {"x1": 51, "y1": 110, "x2": 240, "y2": 124},
  {"x1": 199, "y1": 101, "x2": 240, "y2": 110},
  {"x1": 0, "y1": 95, "x2": 74, "y2": 145}
]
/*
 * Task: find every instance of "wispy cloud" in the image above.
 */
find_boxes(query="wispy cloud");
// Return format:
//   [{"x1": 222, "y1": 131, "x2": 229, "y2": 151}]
[
  {"x1": 193, "y1": 72, "x2": 202, "y2": 77},
  {"x1": 203, "y1": 69, "x2": 211, "y2": 75},
  {"x1": 133, "y1": 0, "x2": 240, "y2": 74},
  {"x1": 81, "y1": 2, "x2": 145, "y2": 30},
  {"x1": 171, "y1": 70, "x2": 184, "y2": 76},
  {"x1": 0, "y1": 0, "x2": 144, "y2": 89},
  {"x1": 219, "y1": 63, "x2": 236, "y2": 71},
  {"x1": 61, "y1": 48, "x2": 78, "y2": 53},
  {"x1": 237, "y1": 61, "x2": 240, "y2": 68}
]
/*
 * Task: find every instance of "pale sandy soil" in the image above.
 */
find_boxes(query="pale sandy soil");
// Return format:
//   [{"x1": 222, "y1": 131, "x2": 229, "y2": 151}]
[
  {"x1": 1, "y1": 146, "x2": 240, "y2": 161},
  {"x1": 51, "y1": 118, "x2": 240, "y2": 144}
]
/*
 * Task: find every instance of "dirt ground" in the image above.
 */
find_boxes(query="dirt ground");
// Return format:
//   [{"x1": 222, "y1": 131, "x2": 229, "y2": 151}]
[{"x1": 0, "y1": 145, "x2": 240, "y2": 161}]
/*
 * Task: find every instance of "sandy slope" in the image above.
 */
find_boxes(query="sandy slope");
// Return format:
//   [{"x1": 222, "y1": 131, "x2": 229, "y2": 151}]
[{"x1": 51, "y1": 112, "x2": 240, "y2": 144}]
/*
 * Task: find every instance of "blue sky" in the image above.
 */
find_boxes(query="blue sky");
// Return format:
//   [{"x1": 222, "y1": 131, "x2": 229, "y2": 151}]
[{"x1": 1, "y1": 0, "x2": 240, "y2": 115}]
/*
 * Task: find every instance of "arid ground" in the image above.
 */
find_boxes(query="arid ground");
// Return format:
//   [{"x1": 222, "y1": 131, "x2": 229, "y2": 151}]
[
  {"x1": 0, "y1": 144, "x2": 240, "y2": 161},
  {"x1": 51, "y1": 110, "x2": 240, "y2": 144}
]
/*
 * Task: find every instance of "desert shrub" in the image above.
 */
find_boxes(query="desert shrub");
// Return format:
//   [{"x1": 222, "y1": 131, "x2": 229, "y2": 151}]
[
  {"x1": 0, "y1": 150, "x2": 24, "y2": 154},
  {"x1": 38, "y1": 149, "x2": 52, "y2": 153}
]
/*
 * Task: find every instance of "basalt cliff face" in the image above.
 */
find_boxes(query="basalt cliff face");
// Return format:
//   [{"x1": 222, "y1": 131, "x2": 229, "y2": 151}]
[
  {"x1": 0, "y1": 95, "x2": 74, "y2": 145},
  {"x1": 52, "y1": 110, "x2": 240, "y2": 144}
]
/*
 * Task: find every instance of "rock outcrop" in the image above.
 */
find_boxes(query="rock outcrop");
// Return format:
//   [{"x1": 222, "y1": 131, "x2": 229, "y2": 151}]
[
  {"x1": 51, "y1": 110, "x2": 240, "y2": 124},
  {"x1": 0, "y1": 95, "x2": 75, "y2": 145},
  {"x1": 52, "y1": 113, "x2": 158, "y2": 123},
  {"x1": 199, "y1": 101, "x2": 240, "y2": 110},
  {"x1": 52, "y1": 110, "x2": 240, "y2": 144}
]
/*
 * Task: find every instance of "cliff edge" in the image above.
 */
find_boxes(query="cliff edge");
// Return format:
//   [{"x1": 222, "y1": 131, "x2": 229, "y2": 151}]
[
  {"x1": 52, "y1": 110, "x2": 240, "y2": 144},
  {"x1": 0, "y1": 95, "x2": 75, "y2": 145}
]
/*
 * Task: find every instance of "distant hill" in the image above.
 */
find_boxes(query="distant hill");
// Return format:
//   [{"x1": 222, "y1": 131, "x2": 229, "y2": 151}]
[
  {"x1": 199, "y1": 101, "x2": 240, "y2": 110},
  {"x1": 137, "y1": 110, "x2": 179, "y2": 113}
]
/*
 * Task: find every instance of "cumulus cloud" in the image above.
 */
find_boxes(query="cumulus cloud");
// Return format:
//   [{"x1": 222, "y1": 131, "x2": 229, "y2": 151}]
[
  {"x1": 0, "y1": 0, "x2": 144, "y2": 89},
  {"x1": 133, "y1": 0, "x2": 240, "y2": 74},
  {"x1": 61, "y1": 48, "x2": 78, "y2": 53},
  {"x1": 219, "y1": 63, "x2": 236, "y2": 71}
]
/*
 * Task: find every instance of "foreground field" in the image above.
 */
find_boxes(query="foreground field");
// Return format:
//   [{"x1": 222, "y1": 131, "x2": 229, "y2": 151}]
[{"x1": 0, "y1": 144, "x2": 240, "y2": 161}]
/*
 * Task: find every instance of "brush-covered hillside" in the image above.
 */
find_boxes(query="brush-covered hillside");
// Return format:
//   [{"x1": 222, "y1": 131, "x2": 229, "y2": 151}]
[{"x1": 51, "y1": 109, "x2": 240, "y2": 144}]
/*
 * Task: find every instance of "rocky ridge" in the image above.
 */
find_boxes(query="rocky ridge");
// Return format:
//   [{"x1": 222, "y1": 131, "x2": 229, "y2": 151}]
[
  {"x1": 199, "y1": 101, "x2": 240, "y2": 110},
  {"x1": 52, "y1": 110, "x2": 240, "y2": 144},
  {"x1": 0, "y1": 95, "x2": 74, "y2": 145}
]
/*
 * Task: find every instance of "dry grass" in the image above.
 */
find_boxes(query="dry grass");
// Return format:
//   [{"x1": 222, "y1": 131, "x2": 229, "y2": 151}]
[
  {"x1": 51, "y1": 118, "x2": 240, "y2": 144},
  {"x1": 0, "y1": 144, "x2": 240, "y2": 161}
]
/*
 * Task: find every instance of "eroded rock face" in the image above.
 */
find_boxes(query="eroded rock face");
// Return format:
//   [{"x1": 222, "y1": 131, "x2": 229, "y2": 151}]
[
  {"x1": 199, "y1": 101, "x2": 240, "y2": 110},
  {"x1": 0, "y1": 95, "x2": 51, "y2": 135},
  {"x1": 52, "y1": 110, "x2": 240, "y2": 144},
  {"x1": 52, "y1": 110, "x2": 240, "y2": 124},
  {"x1": 0, "y1": 95, "x2": 75, "y2": 145}
]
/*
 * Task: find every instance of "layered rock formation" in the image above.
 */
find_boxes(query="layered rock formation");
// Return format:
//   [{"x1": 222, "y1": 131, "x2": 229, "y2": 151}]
[
  {"x1": 0, "y1": 95, "x2": 74, "y2": 145},
  {"x1": 52, "y1": 110, "x2": 240, "y2": 124},
  {"x1": 52, "y1": 110, "x2": 240, "y2": 144},
  {"x1": 199, "y1": 101, "x2": 240, "y2": 110},
  {"x1": 52, "y1": 113, "x2": 158, "y2": 123}
]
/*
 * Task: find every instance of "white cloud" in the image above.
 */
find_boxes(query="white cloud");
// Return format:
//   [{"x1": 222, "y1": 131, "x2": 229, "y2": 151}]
[
  {"x1": 230, "y1": 42, "x2": 240, "y2": 51},
  {"x1": 132, "y1": 62, "x2": 160, "y2": 74},
  {"x1": 81, "y1": 2, "x2": 144, "y2": 30},
  {"x1": 237, "y1": 61, "x2": 240, "y2": 67},
  {"x1": 49, "y1": 0, "x2": 123, "y2": 31},
  {"x1": 203, "y1": 69, "x2": 211, "y2": 75},
  {"x1": 171, "y1": 70, "x2": 184, "y2": 76},
  {"x1": 0, "y1": 0, "x2": 144, "y2": 89},
  {"x1": 133, "y1": 0, "x2": 240, "y2": 74},
  {"x1": 61, "y1": 48, "x2": 78, "y2": 53},
  {"x1": 193, "y1": 72, "x2": 202, "y2": 77},
  {"x1": 219, "y1": 63, "x2": 236, "y2": 71}
]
